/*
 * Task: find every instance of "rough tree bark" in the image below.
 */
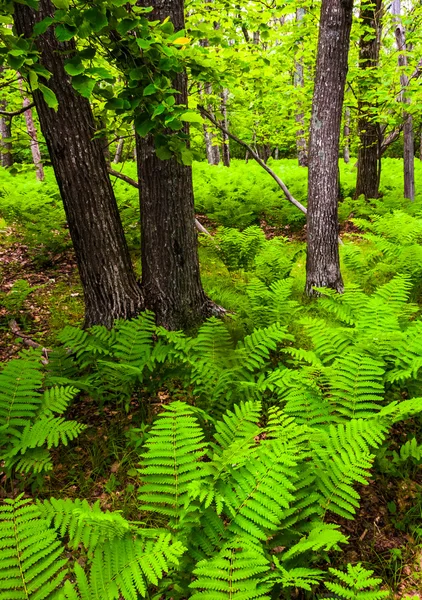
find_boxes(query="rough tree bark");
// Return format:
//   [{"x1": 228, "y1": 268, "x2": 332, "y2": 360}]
[
  {"x1": 391, "y1": 0, "x2": 415, "y2": 201},
  {"x1": 136, "y1": 0, "x2": 218, "y2": 330},
  {"x1": 0, "y1": 67, "x2": 13, "y2": 168},
  {"x1": 355, "y1": 0, "x2": 382, "y2": 200},
  {"x1": 13, "y1": 0, "x2": 143, "y2": 328},
  {"x1": 306, "y1": 0, "x2": 354, "y2": 296},
  {"x1": 294, "y1": 7, "x2": 308, "y2": 167},
  {"x1": 17, "y1": 74, "x2": 44, "y2": 181}
]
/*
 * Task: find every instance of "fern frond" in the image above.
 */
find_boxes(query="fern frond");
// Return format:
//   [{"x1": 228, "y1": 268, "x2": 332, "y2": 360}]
[
  {"x1": 139, "y1": 402, "x2": 207, "y2": 530},
  {"x1": 300, "y1": 318, "x2": 351, "y2": 364},
  {"x1": 0, "y1": 496, "x2": 67, "y2": 600},
  {"x1": 325, "y1": 563, "x2": 389, "y2": 600},
  {"x1": 190, "y1": 539, "x2": 271, "y2": 600},
  {"x1": 70, "y1": 533, "x2": 184, "y2": 600},
  {"x1": 281, "y1": 523, "x2": 347, "y2": 561},
  {"x1": 9, "y1": 417, "x2": 86, "y2": 456},
  {"x1": 327, "y1": 352, "x2": 385, "y2": 420},
  {"x1": 112, "y1": 312, "x2": 156, "y2": 366},
  {"x1": 39, "y1": 386, "x2": 78, "y2": 415},
  {"x1": 38, "y1": 498, "x2": 130, "y2": 554}
]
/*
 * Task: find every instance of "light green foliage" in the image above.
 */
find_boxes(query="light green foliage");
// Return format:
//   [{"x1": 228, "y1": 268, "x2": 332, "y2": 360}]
[
  {"x1": 0, "y1": 496, "x2": 68, "y2": 600},
  {"x1": 0, "y1": 352, "x2": 85, "y2": 477},
  {"x1": 0, "y1": 496, "x2": 184, "y2": 600},
  {"x1": 325, "y1": 563, "x2": 389, "y2": 600}
]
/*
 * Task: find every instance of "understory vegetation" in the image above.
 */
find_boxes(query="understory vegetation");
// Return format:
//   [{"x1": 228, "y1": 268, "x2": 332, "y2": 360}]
[{"x1": 1, "y1": 159, "x2": 422, "y2": 599}]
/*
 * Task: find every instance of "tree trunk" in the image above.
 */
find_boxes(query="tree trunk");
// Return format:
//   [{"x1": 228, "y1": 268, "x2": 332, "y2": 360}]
[
  {"x1": 114, "y1": 137, "x2": 125, "y2": 164},
  {"x1": 294, "y1": 8, "x2": 308, "y2": 167},
  {"x1": 343, "y1": 106, "x2": 350, "y2": 163},
  {"x1": 392, "y1": 0, "x2": 415, "y2": 201},
  {"x1": 13, "y1": 0, "x2": 143, "y2": 328},
  {"x1": 200, "y1": 84, "x2": 220, "y2": 165},
  {"x1": 135, "y1": 0, "x2": 216, "y2": 330},
  {"x1": 306, "y1": 0, "x2": 353, "y2": 296},
  {"x1": 220, "y1": 88, "x2": 230, "y2": 167},
  {"x1": 355, "y1": 0, "x2": 382, "y2": 199},
  {"x1": 17, "y1": 74, "x2": 44, "y2": 181},
  {"x1": 0, "y1": 67, "x2": 13, "y2": 168}
]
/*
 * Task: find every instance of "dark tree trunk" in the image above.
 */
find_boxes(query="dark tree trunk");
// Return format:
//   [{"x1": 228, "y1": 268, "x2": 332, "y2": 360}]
[
  {"x1": 392, "y1": 0, "x2": 415, "y2": 201},
  {"x1": 295, "y1": 8, "x2": 308, "y2": 167},
  {"x1": 135, "y1": 0, "x2": 216, "y2": 330},
  {"x1": 355, "y1": 0, "x2": 382, "y2": 199},
  {"x1": 13, "y1": 0, "x2": 143, "y2": 328},
  {"x1": 306, "y1": 0, "x2": 353, "y2": 296}
]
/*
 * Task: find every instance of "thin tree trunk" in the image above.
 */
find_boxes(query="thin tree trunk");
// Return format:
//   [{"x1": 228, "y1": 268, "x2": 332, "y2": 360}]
[
  {"x1": 294, "y1": 8, "x2": 308, "y2": 167},
  {"x1": 355, "y1": 0, "x2": 382, "y2": 200},
  {"x1": 135, "y1": 0, "x2": 218, "y2": 330},
  {"x1": 343, "y1": 107, "x2": 350, "y2": 163},
  {"x1": 0, "y1": 67, "x2": 13, "y2": 168},
  {"x1": 220, "y1": 88, "x2": 230, "y2": 167},
  {"x1": 392, "y1": 0, "x2": 415, "y2": 201},
  {"x1": 274, "y1": 148, "x2": 279, "y2": 160},
  {"x1": 114, "y1": 137, "x2": 124, "y2": 164},
  {"x1": 13, "y1": 0, "x2": 143, "y2": 328},
  {"x1": 17, "y1": 74, "x2": 44, "y2": 181},
  {"x1": 306, "y1": 0, "x2": 354, "y2": 296},
  {"x1": 200, "y1": 84, "x2": 220, "y2": 165}
]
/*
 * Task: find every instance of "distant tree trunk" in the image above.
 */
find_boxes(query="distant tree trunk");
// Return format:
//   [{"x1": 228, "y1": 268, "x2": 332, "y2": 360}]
[
  {"x1": 391, "y1": 0, "x2": 415, "y2": 201},
  {"x1": 306, "y1": 0, "x2": 353, "y2": 296},
  {"x1": 343, "y1": 106, "x2": 350, "y2": 163},
  {"x1": 13, "y1": 0, "x2": 143, "y2": 328},
  {"x1": 295, "y1": 8, "x2": 308, "y2": 167},
  {"x1": 17, "y1": 74, "x2": 44, "y2": 181},
  {"x1": 220, "y1": 88, "x2": 230, "y2": 167},
  {"x1": 0, "y1": 115, "x2": 12, "y2": 168},
  {"x1": 355, "y1": 0, "x2": 382, "y2": 199},
  {"x1": 114, "y1": 137, "x2": 124, "y2": 164},
  {"x1": 135, "y1": 0, "x2": 216, "y2": 330},
  {"x1": 200, "y1": 84, "x2": 220, "y2": 165},
  {"x1": 0, "y1": 67, "x2": 13, "y2": 168},
  {"x1": 274, "y1": 148, "x2": 279, "y2": 160}
]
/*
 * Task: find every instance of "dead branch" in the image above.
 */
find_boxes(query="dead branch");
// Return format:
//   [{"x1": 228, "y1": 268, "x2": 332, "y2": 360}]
[
  {"x1": 9, "y1": 319, "x2": 49, "y2": 364},
  {"x1": 0, "y1": 102, "x2": 35, "y2": 117}
]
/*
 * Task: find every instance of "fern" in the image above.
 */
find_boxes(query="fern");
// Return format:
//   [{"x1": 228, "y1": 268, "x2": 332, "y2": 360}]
[
  {"x1": 138, "y1": 402, "x2": 207, "y2": 531},
  {"x1": 0, "y1": 496, "x2": 68, "y2": 600},
  {"x1": 64, "y1": 533, "x2": 184, "y2": 600},
  {"x1": 38, "y1": 498, "x2": 130, "y2": 554},
  {"x1": 325, "y1": 563, "x2": 389, "y2": 600},
  {"x1": 189, "y1": 539, "x2": 272, "y2": 600}
]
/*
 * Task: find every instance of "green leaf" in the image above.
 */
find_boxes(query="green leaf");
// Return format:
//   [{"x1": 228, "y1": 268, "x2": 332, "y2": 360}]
[
  {"x1": 78, "y1": 47, "x2": 96, "y2": 60},
  {"x1": 7, "y1": 54, "x2": 25, "y2": 70},
  {"x1": 143, "y1": 83, "x2": 157, "y2": 96},
  {"x1": 117, "y1": 18, "x2": 137, "y2": 36},
  {"x1": 134, "y1": 118, "x2": 155, "y2": 137},
  {"x1": 152, "y1": 103, "x2": 165, "y2": 119},
  {"x1": 85, "y1": 67, "x2": 115, "y2": 81},
  {"x1": 64, "y1": 57, "x2": 85, "y2": 77},
  {"x1": 29, "y1": 70, "x2": 38, "y2": 90},
  {"x1": 71, "y1": 75, "x2": 96, "y2": 99},
  {"x1": 137, "y1": 38, "x2": 152, "y2": 50},
  {"x1": 84, "y1": 7, "x2": 108, "y2": 32},
  {"x1": 105, "y1": 98, "x2": 126, "y2": 111},
  {"x1": 180, "y1": 111, "x2": 203, "y2": 124},
  {"x1": 51, "y1": 0, "x2": 69, "y2": 9},
  {"x1": 32, "y1": 64, "x2": 51, "y2": 79},
  {"x1": 156, "y1": 145, "x2": 173, "y2": 160},
  {"x1": 180, "y1": 146, "x2": 193, "y2": 165},
  {"x1": 55, "y1": 24, "x2": 77, "y2": 42},
  {"x1": 39, "y1": 84, "x2": 58, "y2": 110}
]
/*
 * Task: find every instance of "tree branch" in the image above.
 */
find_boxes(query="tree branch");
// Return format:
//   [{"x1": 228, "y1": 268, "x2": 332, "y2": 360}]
[
  {"x1": 0, "y1": 102, "x2": 35, "y2": 117},
  {"x1": 107, "y1": 167, "x2": 211, "y2": 236},
  {"x1": 199, "y1": 105, "x2": 307, "y2": 216}
]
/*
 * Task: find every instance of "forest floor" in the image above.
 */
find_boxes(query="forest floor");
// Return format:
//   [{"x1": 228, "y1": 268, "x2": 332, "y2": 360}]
[{"x1": 2, "y1": 223, "x2": 422, "y2": 598}]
